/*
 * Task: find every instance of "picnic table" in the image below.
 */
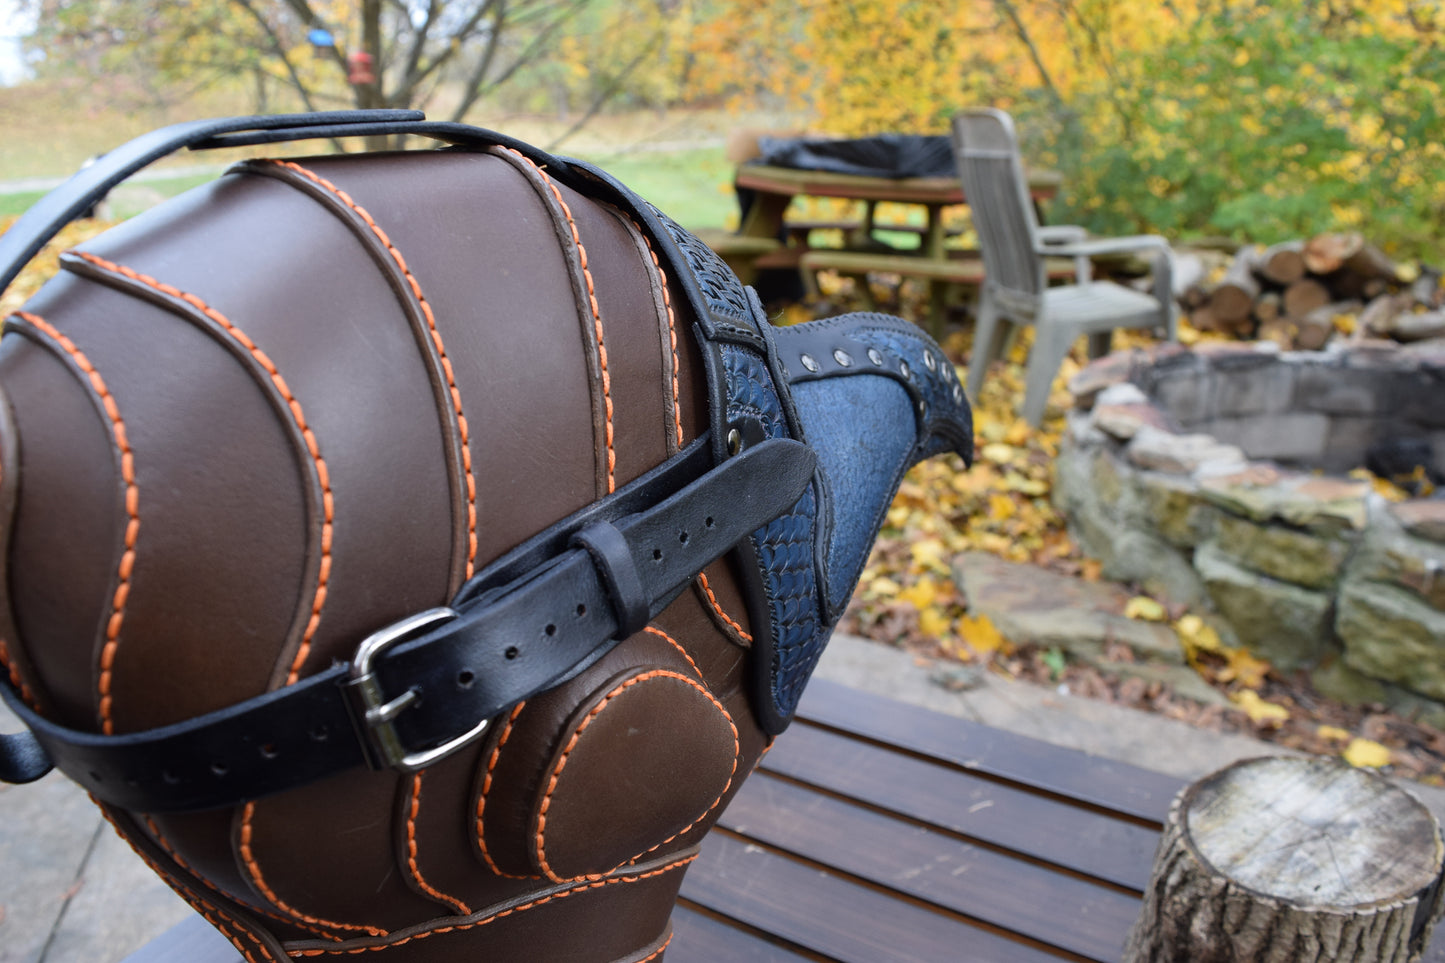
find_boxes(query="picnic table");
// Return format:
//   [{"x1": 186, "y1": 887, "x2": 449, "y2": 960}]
[
  {"x1": 703, "y1": 161, "x2": 1062, "y2": 337},
  {"x1": 130, "y1": 675, "x2": 1431, "y2": 963}
]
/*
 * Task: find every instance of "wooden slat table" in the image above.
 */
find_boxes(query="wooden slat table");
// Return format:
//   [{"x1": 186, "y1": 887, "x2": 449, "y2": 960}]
[{"x1": 125, "y1": 678, "x2": 1445, "y2": 962}]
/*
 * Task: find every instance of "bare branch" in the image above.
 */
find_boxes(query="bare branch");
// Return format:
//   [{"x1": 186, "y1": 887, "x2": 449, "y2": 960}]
[{"x1": 546, "y1": 29, "x2": 663, "y2": 152}]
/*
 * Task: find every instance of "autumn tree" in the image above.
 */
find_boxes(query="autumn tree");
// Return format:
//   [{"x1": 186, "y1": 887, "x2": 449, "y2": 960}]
[{"x1": 24, "y1": 0, "x2": 596, "y2": 125}]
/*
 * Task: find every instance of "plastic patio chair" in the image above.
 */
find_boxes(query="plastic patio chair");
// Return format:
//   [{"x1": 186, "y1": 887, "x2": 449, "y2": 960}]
[{"x1": 952, "y1": 108, "x2": 1177, "y2": 426}]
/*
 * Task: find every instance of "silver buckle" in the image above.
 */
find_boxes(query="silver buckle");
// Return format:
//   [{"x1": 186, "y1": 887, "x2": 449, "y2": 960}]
[{"x1": 345, "y1": 607, "x2": 489, "y2": 772}]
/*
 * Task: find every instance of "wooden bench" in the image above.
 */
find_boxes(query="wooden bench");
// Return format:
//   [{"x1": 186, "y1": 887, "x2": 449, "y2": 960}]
[{"x1": 123, "y1": 678, "x2": 1445, "y2": 962}]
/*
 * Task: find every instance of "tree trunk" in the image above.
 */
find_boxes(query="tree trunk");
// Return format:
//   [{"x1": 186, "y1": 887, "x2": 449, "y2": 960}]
[
  {"x1": 1295, "y1": 300, "x2": 1361, "y2": 350},
  {"x1": 1304, "y1": 231, "x2": 1365, "y2": 275},
  {"x1": 1124, "y1": 756, "x2": 1445, "y2": 963}
]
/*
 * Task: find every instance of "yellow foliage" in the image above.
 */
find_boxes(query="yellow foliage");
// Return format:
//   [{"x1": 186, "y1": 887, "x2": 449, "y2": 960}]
[
  {"x1": 1123, "y1": 596, "x2": 1166, "y2": 622},
  {"x1": 1316, "y1": 725, "x2": 1352, "y2": 742},
  {"x1": 1217, "y1": 648, "x2": 1271, "y2": 689},
  {"x1": 1343, "y1": 737, "x2": 1393, "y2": 769},
  {"x1": 958, "y1": 613, "x2": 1007, "y2": 656},
  {"x1": 1232, "y1": 689, "x2": 1290, "y2": 726}
]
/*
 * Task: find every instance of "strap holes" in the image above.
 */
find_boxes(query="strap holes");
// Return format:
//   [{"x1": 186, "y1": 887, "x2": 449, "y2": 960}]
[
  {"x1": 575, "y1": 603, "x2": 586, "y2": 617},
  {"x1": 211, "y1": 761, "x2": 229, "y2": 776},
  {"x1": 544, "y1": 623, "x2": 557, "y2": 637},
  {"x1": 652, "y1": 548, "x2": 663, "y2": 561},
  {"x1": 679, "y1": 531, "x2": 689, "y2": 544},
  {"x1": 309, "y1": 726, "x2": 329, "y2": 743},
  {"x1": 505, "y1": 646, "x2": 520, "y2": 660},
  {"x1": 259, "y1": 743, "x2": 280, "y2": 759},
  {"x1": 705, "y1": 516, "x2": 715, "y2": 528},
  {"x1": 456, "y1": 670, "x2": 475, "y2": 689},
  {"x1": 162, "y1": 770, "x2": 181, "y2": 785}
]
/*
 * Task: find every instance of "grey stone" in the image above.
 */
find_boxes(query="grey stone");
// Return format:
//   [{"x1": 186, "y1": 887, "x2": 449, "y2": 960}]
[
  {"x1": 1095, "y1": 381, "x2": 1149, "y2": 408},
  {"x1": 1337, "y1": 579, "x2": 1445, "y2": 701},
  {"x1": 1310, "y1": 653, "x2": 1392, "y2": 708},
  {"x1": 1391, "y1": 309, "x2": 1445, "y2": 342},
  {"x1": 1194, "y1": 543, "x2": 1334, "y2": 670},
  {"x1": 952, "y1": 552, "x2": 1184, "y2": 665},
  {"x1": 1136, "y1": 471, "x2": 1217, "y2": 548},
  {"x1": 1094, "y1": 402, "x2": 1170, "y2": 441},
  {"x1": 1320, "y1": 416, "x2": 1384, "y2": 474},
  {"x1": 1206, "y1": 411, "x2": 1331, "y2": 463},
  {"x1": 1209, "y1": 514, "x2": 1352, "y2": 589},
  {"x1": 1126, "y1": 426, "x2": 1246, "y2": 475},
  {"x1": 1103, "y1": 529, "x2": 1210, "y2": 611},
  {"x1": 1214, "y1": 363, "x2": 1295, "y2": 418},
  {"x1": 1149, "y1": 369, "x2": 1217, "y2": 427},
  {"x1": 1293, "y1": 363, "x2": 1402, "y2": 416},
  {"x1": 1197, "y1": 467, "x2": 1368, "y2": 534},
  {"x1": 1345, "y1": 513, "x2": 1445, "y2": 611},
  {"x1": 1390, "y1": 499, "x2": 1445, "y2": 543},
  {"x1": 1102, "y1": 660, "x2": 1233, "y2": 709},
  {"x1": 1066, "y1": 350, "x2": 1142, "y2": 409}
]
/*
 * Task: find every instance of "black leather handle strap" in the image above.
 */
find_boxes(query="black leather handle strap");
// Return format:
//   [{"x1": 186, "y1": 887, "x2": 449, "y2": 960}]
[
  {"x1": 0, "y1": 437, "x2": 814, "y2": 812},
  {"x1": 0, "y1": 110, "x2": 424, "y2": 295}
]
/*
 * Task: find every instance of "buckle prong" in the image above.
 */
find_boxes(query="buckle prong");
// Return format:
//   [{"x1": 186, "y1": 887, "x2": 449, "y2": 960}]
[{"x1": 344, "y1": 607, "x2": 489, "y2": 772}]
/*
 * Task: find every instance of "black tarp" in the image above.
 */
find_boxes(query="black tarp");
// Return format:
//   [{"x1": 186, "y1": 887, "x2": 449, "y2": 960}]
[{"x1": 750, "y1": 134, "x2": 955, "y2": 179}]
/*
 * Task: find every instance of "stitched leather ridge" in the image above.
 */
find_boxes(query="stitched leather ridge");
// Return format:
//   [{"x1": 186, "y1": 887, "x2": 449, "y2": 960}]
[
  {"x1": 283, "y1": 852, "x2": 697, "y2": 956},
  {"x1": 403, "y1": 771, "x2": 472, "y2": 915},
  {"x1": 10, "y1": 313, "x2": 137, "y2": 736},
  {"x1": 234, "y1": 159, "x2": 475, "y2": 593},
  {"x1": 61, "y1": 252, "x2": 332, "y2": 693},
  {"x1": 490, "y1": 146, "x2": 616, "y2": 498}
]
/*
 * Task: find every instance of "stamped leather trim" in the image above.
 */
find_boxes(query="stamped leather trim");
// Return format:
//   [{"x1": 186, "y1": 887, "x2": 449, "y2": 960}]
[
  {"x1": 238, "y1": 158, "x2": 476, "y2": 591},
  {"x1": 533, "y1": 669, "x2": 739, "y2": 884},
  {"x1": 12, "y1": 312, "x2": 137, "y2": 735},
  {"x1": 285, "y1": 853, "x2": 697, "y2": 957}
]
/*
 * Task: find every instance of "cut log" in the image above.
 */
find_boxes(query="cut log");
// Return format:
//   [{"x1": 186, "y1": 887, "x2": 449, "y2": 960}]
[
  {"x1": 1257, "y1": 319, "x2": 1298, "y2": 349},
  {"x1": 1304, "y1": 231, "x2": 1365, "y2": 275},
  {"x1": 1124, "y1": 756, "x2": 1445, "y2": 963},
  {"x1": 1360, "y1": 294, "x2": 1412, "y2": 338},
  {"x1": 1255, "y1": 241, "x2": 1307, "y2": 286},
  {"x1": 1254, "y1": 290, "x2": 1282, "y2": 324},
  {"x1": 1283, "y1": 277, "x2": 1331, "y2": 319},
  {"x1": 1173, "y1": 252, "x2": 1206, "y2": 300},
  {"x1": 1210, "y1": 247, "x2": 1263, "y2": 325},
  {"x1": 1392, "y1": 309, "x2": 1445, "y2": 343},
  {"x1": 1296, "y1": 300, "x2": 1361, "y2": 350},
  {"x1": 1189, "y1": 304, "x2": 1221, "y2": 333}
]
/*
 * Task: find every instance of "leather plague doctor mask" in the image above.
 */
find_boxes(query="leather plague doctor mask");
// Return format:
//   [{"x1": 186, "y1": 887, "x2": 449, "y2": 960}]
[{"x1": 0, "y1": 112, "x2": 972, "y2": 962}]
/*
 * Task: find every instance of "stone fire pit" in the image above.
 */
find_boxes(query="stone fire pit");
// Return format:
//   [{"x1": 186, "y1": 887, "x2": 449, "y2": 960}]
[{"x1": 1054, "y1": 339, "x2": 1445, "y2": 724}]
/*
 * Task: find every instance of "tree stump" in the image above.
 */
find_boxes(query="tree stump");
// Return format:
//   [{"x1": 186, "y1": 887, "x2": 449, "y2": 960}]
[{"x1": 1124, "y1": 756, "x2": 1445, "y2": 963}]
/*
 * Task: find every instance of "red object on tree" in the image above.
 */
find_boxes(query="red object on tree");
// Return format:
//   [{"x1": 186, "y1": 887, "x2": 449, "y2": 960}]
[{"x1": 347, "y1": 51, "x2": 375, "y2": 86}]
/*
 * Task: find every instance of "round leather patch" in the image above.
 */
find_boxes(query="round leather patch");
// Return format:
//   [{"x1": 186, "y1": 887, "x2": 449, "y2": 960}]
[{"x1": 531, "y1": 668, "x2": 738, "y2": 882}]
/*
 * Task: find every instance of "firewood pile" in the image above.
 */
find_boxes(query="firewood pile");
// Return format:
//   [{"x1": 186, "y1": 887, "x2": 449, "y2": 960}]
[{"x1": 1179, "y1": 232, "x2": 1445, "y2": 350}]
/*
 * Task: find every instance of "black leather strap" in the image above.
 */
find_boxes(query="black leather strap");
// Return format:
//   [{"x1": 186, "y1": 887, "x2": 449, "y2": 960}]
[{"x1": 0, "y1": 436, "x2": 814, "y2": 812}]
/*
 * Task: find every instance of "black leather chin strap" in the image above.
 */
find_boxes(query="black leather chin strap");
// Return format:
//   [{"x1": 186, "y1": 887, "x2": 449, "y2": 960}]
[{"x1": 0, "y1": 436, "x2": 815, "y2": 813}]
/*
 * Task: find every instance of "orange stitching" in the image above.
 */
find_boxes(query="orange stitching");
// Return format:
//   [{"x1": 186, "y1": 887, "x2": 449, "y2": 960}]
[
  {"x1": 239, "y1": 801, "x2": 389, "y2": 939},
  {"x1": 473, "y1": 701, "x2": 535, "y2": 879},
  {"x1": 630, "y1": 223, "x2": 683, "y2": 451},
  {"x1": 0, "y1": 637, "x2": 37, "y2": 709},
  {"x1": 503, "y1": 149, "x2": 616, "y2": 494},
  {"x1": 96, "y1": 806, "x2": 278, "y2": 963},
  {"x1": 405, "y1": 771, "x2": 472, "y2": 915},
  {"x1": 696, "y1": 572, "x2": 752, "y2": 642},
  {"x1": 70, "y1": 253, "x2": 333, "y2": 686},
  {"x1": 638, "y1": 933, "x2": 674, "y2": 963},
  {"x1": 261, "y1": 160, "x2": 478, "y2": 577},
  {"x1": 534, "y1": 670, "x2": 737, "y2": 883},
  {"x1": 17, "y1": 311, "x2": 137, "y2": 734},
  {"x1": 642, "y1": 625, "x2": 702, "y2": 679},
  {"x1": 143, "y1": 817, "x2": 339, "y2": 941},
  {"x1": 289, "y1": 855, "x2": 695, "y2": 956}
]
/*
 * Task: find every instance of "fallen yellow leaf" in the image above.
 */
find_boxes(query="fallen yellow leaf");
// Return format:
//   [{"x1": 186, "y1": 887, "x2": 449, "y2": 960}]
[
  {"x1": 988, "y1": 493, "x2": 1016, "y2": 521},
  {"x1": 1231, "y1": 689, "x2": 1290, "y2": 726},
  {"x1": 918, "y1": 606, "x2": 952, "y2": 639},
  {"x1": 1124, "y1": 596, "x2": 1167, "y2": 621},
  {"x1": 1317, "y1": 725, "x2": 1352, "y2": 742},
  {"x1": 1343, "y1": 737, "x2": 1392, "y2": 769},
  {"x1": 958, "y1": 613, "x2": 1007, "y2": 656},
  {"x1": 897, "y1": 577, "x2": 939, "y2": 611},
  {"x1": 1174, "y1": 614, "x2": 1223, "y2": 654},
  {"x1": 980, "y1": 442, "x2": 1015, "y2": 465},
  {"x1": 1217, "y1": 647, "x2": 1271, "y2": 689}
]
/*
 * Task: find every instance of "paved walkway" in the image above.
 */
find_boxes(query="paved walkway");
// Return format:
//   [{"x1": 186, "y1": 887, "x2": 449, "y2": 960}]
[{"x1": 3, "y1": 633, "x2": 1442, "y2": 962}]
